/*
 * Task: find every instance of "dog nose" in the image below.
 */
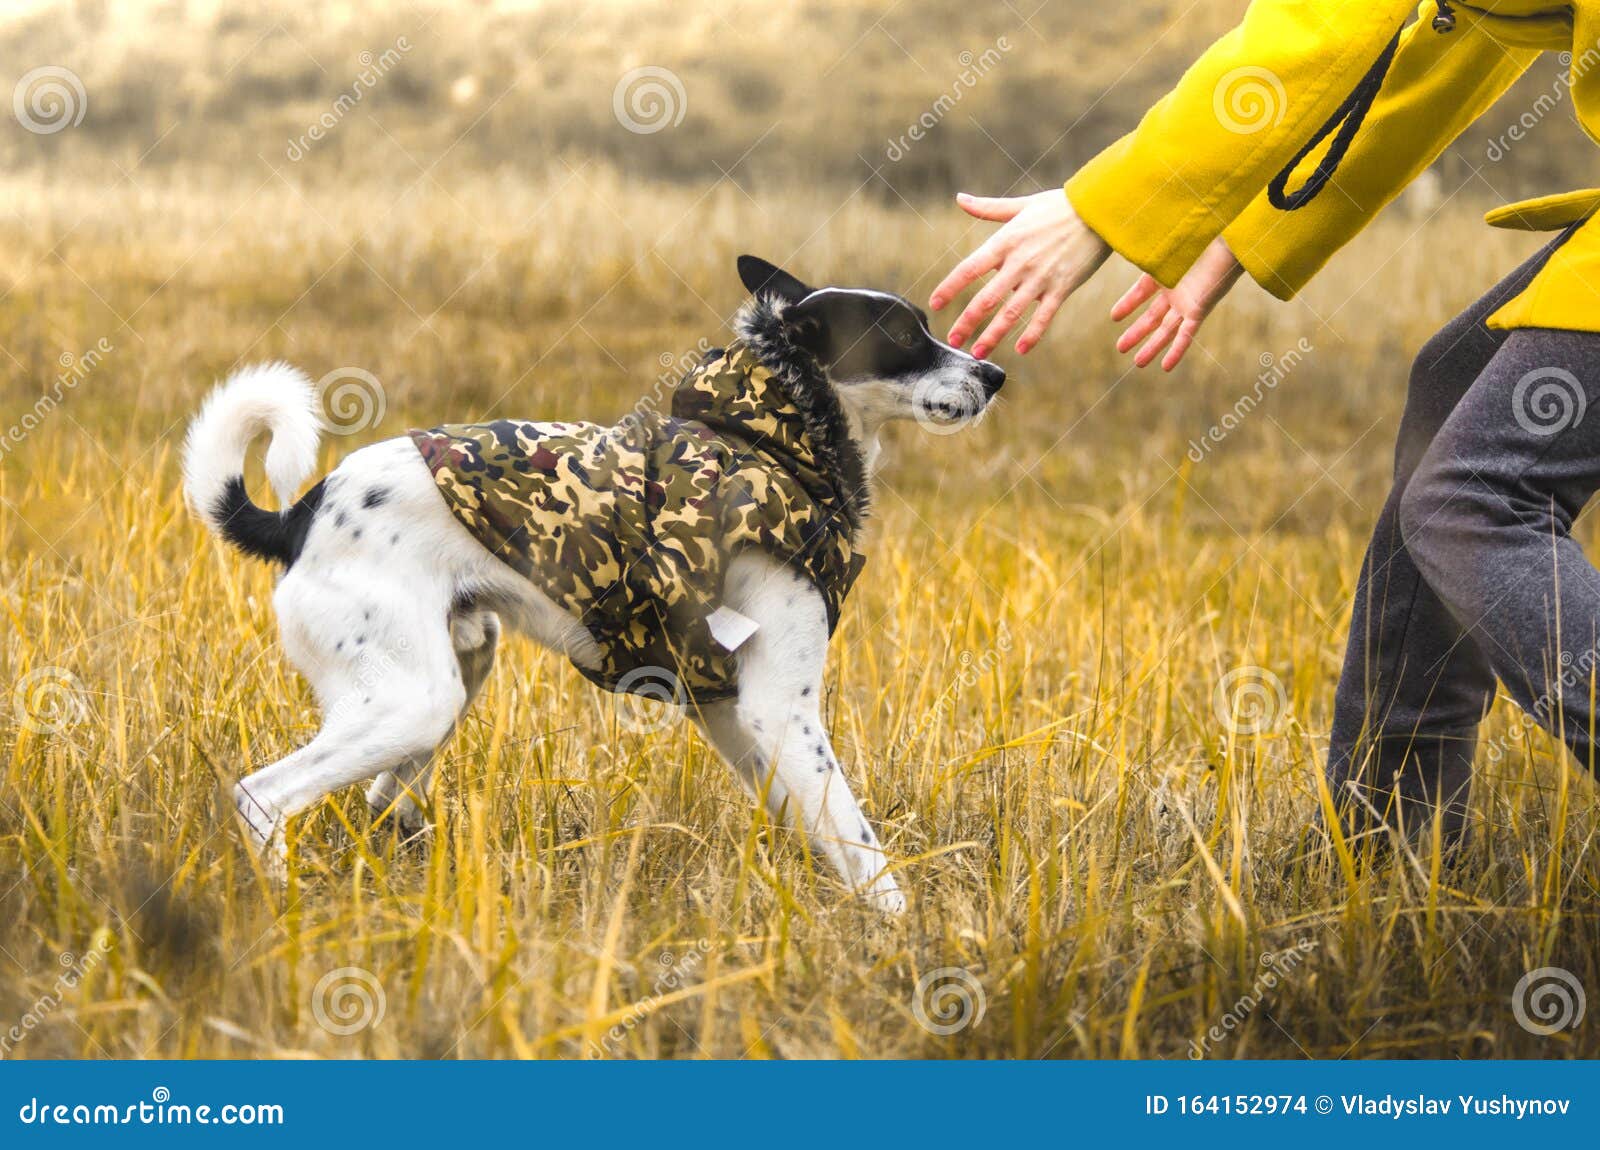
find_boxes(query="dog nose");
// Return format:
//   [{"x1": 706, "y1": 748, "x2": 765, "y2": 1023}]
[{"x1": 979, "y1": 361, "x2": 1006, "y2": 397}]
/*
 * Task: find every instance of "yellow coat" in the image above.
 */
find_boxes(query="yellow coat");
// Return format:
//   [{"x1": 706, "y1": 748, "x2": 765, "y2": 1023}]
[{"x1": 1064, "y1": 1, "x2": 1600, "y2": 332}]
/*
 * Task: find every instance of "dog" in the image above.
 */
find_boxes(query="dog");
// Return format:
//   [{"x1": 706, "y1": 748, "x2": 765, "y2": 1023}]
[{"x1": 183, "y1": 255, "x2": 1004, "y2": 912}]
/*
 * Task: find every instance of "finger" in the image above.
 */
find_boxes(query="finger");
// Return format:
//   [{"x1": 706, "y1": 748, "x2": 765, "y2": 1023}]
[
  {"x1": 1116, "y1": 297, "x2": 1169, "y2": 354},
  {"x1": 973, "y1": 285, "x2": 1037, "y2": 359},
  {"x1": 1162, "y1": 318, "x2": 1200, "y2": 371},
  {"x1": 1110, "y1": 275, "x2": 1160, "y2": 322},
  {"x1": 956, "y1": 192, "x2": 1025, "y2": 222},
  {"x1": 930, "y1": 243, "x2": 1004, "y2": 311},
  {"x1": 948, "y1": 266, "x2": 1023, "y2": 349},
  {"x1": 1134, "y1": 309, "x2": 1183, "y2": 368},
  {"x1": 1016, "y1": 290, "x2": 1067, "y2": 355}
]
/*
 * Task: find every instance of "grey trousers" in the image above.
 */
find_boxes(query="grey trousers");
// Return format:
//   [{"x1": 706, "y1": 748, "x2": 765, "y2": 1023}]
[{"x1": 1330, "y1": 224, "x2": 1600, "y2": 837}]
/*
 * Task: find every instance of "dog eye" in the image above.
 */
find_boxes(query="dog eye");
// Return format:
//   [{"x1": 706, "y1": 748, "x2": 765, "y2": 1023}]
[{"x1": 892, "y1": 328, "x2": 918, "y2": 349}]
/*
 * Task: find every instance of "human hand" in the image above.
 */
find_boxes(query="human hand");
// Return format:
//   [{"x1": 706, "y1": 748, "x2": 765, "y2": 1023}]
[
  {"x1": 1110, "y1": 236, "x2": 1244, "y2": 371},
  {"x1": 930, "y1": 190, "x2": 1113, "y2": 358}
]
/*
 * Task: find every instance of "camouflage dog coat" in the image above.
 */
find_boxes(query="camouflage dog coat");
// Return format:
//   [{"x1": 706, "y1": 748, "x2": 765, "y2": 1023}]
[{"x1": 409, "y1": 339, "x2": 867, "y2": 704}]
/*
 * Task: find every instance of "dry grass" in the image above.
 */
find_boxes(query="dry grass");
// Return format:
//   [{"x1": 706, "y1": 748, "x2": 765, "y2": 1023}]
[
  {"x1": 3, "y1": 0, "x2": 1600, "y2": 1060},
  {"x1": 3, "y1": 162, "x2": 1599, "y2": 1060}
]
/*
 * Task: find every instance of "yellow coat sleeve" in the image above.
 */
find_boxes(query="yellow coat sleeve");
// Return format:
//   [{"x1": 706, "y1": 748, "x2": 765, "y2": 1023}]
[
  {"x1": 1222, "y1": 3, "x2": 1539, "y2": 299},
  {"x1": 1064, "y1": 0, "x2": 1425, "y2": 287}
]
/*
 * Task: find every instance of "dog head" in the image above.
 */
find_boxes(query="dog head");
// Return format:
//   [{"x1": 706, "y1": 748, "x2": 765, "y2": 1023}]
[{"x1": 737, "y1": 255, "x2": 1004, "y2": 434}]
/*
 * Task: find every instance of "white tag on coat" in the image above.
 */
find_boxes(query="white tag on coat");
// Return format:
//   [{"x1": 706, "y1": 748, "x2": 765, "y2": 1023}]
[{"x1": 706, "y1": 605, "x2": 760, "y2": 651}]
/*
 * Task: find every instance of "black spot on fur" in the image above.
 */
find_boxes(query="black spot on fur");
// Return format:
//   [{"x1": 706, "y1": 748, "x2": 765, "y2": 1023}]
[
  {"x1": 352, "y1": 527, "x2": 362, "y2": 540},
  {"x1": 860, "y1": 824, "x2": 872, "y2": 844},
  {"x1": 363, "y1": 487, "x2": 390, "y2": 509},
  {"x1": 336, "y1": 511, "x2": 348, "y2": 529},
  {"x1": 390, "y1": 532, "x2": 400, "y2": 545},
  {"x1": 356, "y1": 635, "x2": 367, "y2": 646},
  {"x1": 815, "y1": 743, "x2": 824, "y2": 756},
  {"x1": 801, "y1": 686, "x2": 811, "y2": 697}
]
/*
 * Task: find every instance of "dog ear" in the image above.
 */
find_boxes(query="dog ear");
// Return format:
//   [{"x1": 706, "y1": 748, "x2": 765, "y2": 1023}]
[
  {"x1": 738, "y1": 255, "x2": 812, "y2": 305},
  {"x1": 782, "y1": 290, "x2": 832, "y2": 358}
]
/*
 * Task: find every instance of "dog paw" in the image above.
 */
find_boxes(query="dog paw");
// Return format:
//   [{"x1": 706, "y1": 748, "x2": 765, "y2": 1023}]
[{"x1": 232, "y1": 784, "x2": 288, "y2": 884}]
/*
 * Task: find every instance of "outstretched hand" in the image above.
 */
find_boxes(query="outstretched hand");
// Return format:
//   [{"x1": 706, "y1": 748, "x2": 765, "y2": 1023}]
[
  {"x1": 930, "y1": 190, "x2": 1112, "y2": 358},
  {"x1": 1110, "y1": 236, "x2": 1244, "y2": 371}
]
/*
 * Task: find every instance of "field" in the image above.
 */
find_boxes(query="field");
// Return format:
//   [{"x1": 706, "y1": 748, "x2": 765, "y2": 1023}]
[{"x1": 3, "y1": 0, "x2": 1599, "y2": 1060}]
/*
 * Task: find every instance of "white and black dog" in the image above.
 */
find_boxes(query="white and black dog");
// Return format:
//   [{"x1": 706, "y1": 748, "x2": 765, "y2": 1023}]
[{"x1": 184, "y1": 256, "x2": 1004, "y2": 912}]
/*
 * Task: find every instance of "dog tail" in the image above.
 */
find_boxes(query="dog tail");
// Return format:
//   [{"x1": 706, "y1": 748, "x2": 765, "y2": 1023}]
[{"x1": 183, "y1": 362, "x2": 325, "y2": 566}]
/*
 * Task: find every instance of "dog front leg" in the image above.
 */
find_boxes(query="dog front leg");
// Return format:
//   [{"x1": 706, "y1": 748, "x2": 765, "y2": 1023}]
[{"x1": 697, "y1": 559, "x2": 903, "y2": 912}]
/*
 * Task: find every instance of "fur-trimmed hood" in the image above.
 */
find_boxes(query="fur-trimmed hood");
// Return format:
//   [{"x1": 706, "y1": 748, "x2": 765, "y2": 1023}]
[{"x1": 674, "y1": 292, "x2": 870, "y2": 532}]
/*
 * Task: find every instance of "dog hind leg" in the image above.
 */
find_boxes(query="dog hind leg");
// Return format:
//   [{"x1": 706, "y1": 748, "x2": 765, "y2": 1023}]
[{"x1": 365, "y1": 611, "x2": 500, "y2": 832}]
